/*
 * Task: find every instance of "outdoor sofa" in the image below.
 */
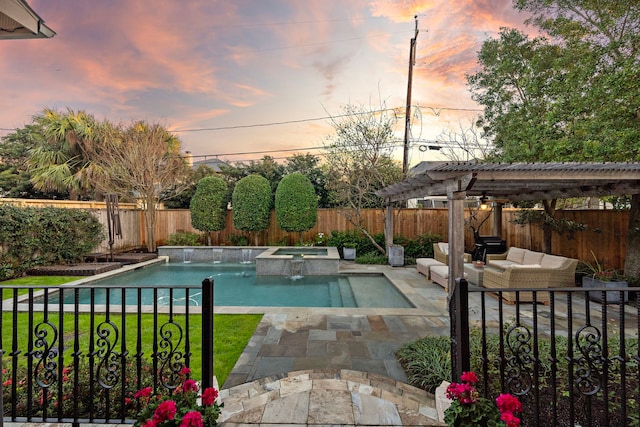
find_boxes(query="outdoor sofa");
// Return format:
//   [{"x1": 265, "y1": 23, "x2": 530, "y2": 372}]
[
  {"x1": 416, "y1": 243, "x2": 471, "y2": 290},
  {"x1": 482, "y1": 247, "x2": 579, "y2": 304}
]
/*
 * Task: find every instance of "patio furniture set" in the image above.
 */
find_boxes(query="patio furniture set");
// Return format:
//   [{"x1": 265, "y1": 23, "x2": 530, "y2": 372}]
[{"x1": 417, "y1": 243, "x2": 579, "y2": 303}]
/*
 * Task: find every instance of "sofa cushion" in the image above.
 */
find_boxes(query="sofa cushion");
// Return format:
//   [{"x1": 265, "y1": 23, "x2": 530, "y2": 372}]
[
  {"x1": 438, "y1": 242, "x2": 449, "y2": 255},
  {"x1": 510, "y1": 264, "x2": 541, "y2": 268},
  {"x1": 540, "y1": 254, "x2": 567, "y2": 269},
  {"x1": 488, "y1": 260, "x2": 517, "y2": 269},
  {"x1": 523, "y1": 250, "x2": 544, "y2": 265},
  {"x1": 506, "y1": 247, "x2": 526, "y2": 264}
]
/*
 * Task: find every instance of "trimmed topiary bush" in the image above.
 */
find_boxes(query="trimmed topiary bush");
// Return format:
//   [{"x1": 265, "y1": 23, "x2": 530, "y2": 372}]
[
  {"x1": 190, "y1": 175, "x2": 228, "y2": 244},
  {"x1": 232, "y1": 174, "x2": 272, "y2": 245},
  {"x1": 275, "y1": 173, "x2": 317, "y2": 245}
]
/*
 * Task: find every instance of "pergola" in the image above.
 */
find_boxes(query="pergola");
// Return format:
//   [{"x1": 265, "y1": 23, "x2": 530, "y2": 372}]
[{"x1": 377, "y1": 162, "x2": 640, "y2": 295}]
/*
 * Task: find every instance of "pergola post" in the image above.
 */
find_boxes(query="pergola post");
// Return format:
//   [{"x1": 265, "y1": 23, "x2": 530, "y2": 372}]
[
  {"x1": 385, "y1": 204, "x2": 394, "y2": 251},
  {"x1": 494, "y1": 202, "x2": 503, "y2": 237},
  {"x1": 447, "y1": 191, "x2": 466, "y2": 298}
]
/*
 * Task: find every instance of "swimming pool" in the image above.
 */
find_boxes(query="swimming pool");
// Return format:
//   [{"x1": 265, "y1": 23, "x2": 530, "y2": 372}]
[{"x1": 52, "y1": 263, "x2": 413, "y2": 308}]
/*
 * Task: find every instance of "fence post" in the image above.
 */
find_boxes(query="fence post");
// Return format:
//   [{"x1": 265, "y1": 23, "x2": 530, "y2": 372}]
[
  {"x1": 201, "y1": 278, "x2": 214, "y2": 389},
  {"x1": 449, "y1": 277, "x2": 470, "y2": 382}
]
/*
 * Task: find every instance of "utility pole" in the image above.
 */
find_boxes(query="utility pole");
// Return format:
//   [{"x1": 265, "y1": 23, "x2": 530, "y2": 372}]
[{"x1": 402, "y1": 16, "x2": 419, "y2": 176}]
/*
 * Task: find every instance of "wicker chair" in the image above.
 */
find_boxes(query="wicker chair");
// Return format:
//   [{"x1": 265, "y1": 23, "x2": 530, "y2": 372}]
[{"x1": 433, "y1": 242, "x2": 471, "y2": 265}]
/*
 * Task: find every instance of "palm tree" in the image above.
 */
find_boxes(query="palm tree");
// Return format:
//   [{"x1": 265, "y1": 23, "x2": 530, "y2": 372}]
[{"x1": 28, "y1": 108, "x2": 101, "y2": 199}]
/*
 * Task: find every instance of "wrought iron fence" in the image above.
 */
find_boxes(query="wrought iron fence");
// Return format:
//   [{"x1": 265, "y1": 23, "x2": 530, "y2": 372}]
[
  {"x1": 451, "y1": 279, "x2": 640, "y2": 426},
  {"x1": 1, "y1": 279, "x2": 215, "y2": 425}
]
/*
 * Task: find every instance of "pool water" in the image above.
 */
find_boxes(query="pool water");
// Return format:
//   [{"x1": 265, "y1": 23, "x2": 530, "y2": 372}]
[
  {"x1": 54, "y1": 263, "x2": 413, "y2": 308},
  {"x1": 272, "y1": 248, "x2": 328, "y2": 256}
]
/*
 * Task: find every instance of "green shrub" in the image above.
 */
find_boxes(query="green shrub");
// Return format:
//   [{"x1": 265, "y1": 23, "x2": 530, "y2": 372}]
[
  {"x1": 326, "y1": 230, "x2": 366, "y2": 257},
  {"x1": 166, "y1": 231, "x2": 202, "y2": 246},
  {"x1": 268, "y1": 237, "x2": 288, "y2": 246},
  {"x1": 226, "y1": 233, "x2": 249, "y2": 246},
  {"x1": 275, "y1": 173, "x2": 317, "y2": 244},
  {"x1": 232, "y1": 175, "x2": 272, "y2": 242},
  {"x1": 190, "y1": 176, "x2": 228, "y2": 238},
  {"x1": 0, "y1": 205, "x2": 104, "y2": 280},
  {"x1": 396, "y1": 335, "x2": 451, "y2": 392},
  {"x1": 326, "y1": 230, "x2": 443, "y2": 264},
  {"x1": 356, "y1": 251, "x2": 387, "y2": 264}
]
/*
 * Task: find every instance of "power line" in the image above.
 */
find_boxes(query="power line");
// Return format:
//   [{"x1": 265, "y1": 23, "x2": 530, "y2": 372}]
[{"x1": 169, "y1": 104, "x2": 482, "y2": 133}]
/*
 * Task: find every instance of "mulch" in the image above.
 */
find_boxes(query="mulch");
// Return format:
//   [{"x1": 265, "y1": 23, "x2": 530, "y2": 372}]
[
  {"x1": 27, "y1": 262, "x2": 123, "y2": 276},
  {"x1": 27, "y1": 252, "x2": 158, "y2": 276}
]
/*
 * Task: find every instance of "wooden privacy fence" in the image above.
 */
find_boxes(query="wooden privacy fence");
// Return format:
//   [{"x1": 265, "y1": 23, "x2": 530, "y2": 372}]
[
  {"x1": 0, "y1": 198, "x2": 628, "y2": 268},
  {"x1": 85, "y1": 207, "x2": 629, "y2": 270}
]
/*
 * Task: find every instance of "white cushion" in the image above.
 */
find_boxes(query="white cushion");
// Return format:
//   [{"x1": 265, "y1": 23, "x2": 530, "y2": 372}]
[
  {"x1": 506, "y1": 247, "x2": 525, "y2": 263},
  {"x1": 416, "y1": 258, "x2": 445, "y2": 268},
  {"x1": 523, "y1": 250, "x2": 544, "y2": 265},
  {"x1": 438, "y1": 242, "x2": 449, "y2": 255},
  {"x1": 488, "y1": 260, "x2": 517, "y2": 269},
  {"x1": 510, "y1": 264, "x2": 541, "y2": 268},
  {"x1": 430, "y1": 265, "x2": 468, "y2": 279},
  {"x1": 540, "y1": 254, "x2": 566, "y2": 269}
]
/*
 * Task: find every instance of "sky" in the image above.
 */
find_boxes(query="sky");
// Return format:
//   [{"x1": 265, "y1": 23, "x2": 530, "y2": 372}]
[{"x1": 0, "y1": 0, "x2": 532, "y2": 167}]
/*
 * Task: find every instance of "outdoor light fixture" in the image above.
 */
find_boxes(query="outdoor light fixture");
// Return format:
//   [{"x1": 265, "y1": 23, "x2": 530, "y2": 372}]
[{"x1": 479, "y1": 195, "x2": 489, "y2": 210}]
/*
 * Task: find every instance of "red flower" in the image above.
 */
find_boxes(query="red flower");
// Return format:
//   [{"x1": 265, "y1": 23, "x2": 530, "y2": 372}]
[
  {"x1": 153, "y1": 400, "x2": 177, "y2": 423},
  {"x1": 201, "y1": 387, "x2": 219, "y2": 406},
  {"x1": 501, "y1": 411, "x2": 521, "y2": 427},
  {"x1": 182, "y1": 379, "x2": 199, "y2": 393},
  {"x1": 446, "y1": 382, "x2": 477, "y2": 405},
  {"x1": 180, "y1": 367, "x2": 192, "y2": 376},
  {"x1": 134, "y1": 387, "x2": 153, "y2": 399},
  {"x1": 142, "y1": 419, "x2": 157, "y2": 427},
  {"x1": 180, "y1": 411, "x2": 203, "y2": 427},
  {"x1": 496, "y1": 393, "x2": 522, "y2": 414},
  {"x1": 460, "y1": 371, "x2": 478, "y2": 384}
]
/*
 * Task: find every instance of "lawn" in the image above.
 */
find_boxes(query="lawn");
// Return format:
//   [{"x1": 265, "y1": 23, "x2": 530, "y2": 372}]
[{"x1": 1, "y1": 276, "x2": 262, "y2": 386}]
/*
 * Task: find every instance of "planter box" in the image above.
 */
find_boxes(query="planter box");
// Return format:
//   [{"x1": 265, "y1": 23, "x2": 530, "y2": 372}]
[
  {"x1": 343, "y1": 247, "x2": 356, "y2": 260},
  {"x1": 582, "y1": 276, "x2": 628, "y2": 304},
  {"x1": 388, "y1": 245, "x2": 404, "y2": 267}
]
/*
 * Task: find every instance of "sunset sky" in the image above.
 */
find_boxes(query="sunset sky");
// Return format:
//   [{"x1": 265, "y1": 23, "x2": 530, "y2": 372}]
[{"x1": 0, "y1": 0, "x2": 533, "y2": 167}]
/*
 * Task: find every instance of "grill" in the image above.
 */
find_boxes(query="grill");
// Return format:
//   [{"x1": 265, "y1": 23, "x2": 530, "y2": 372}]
[{"x1": 473, "y1": 235, "x2": 506, "y2": 262}]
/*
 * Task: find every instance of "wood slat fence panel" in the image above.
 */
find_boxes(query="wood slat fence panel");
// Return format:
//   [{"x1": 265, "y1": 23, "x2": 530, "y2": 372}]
[{"x1": 1, "y1": 199, "x2": 629, "y2": 269}]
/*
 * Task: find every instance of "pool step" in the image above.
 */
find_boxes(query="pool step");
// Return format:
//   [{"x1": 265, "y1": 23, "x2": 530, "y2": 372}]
[
  {"x1": 338, "y1": 277, "x2": 357, "y2": 307},
  {"x1": 328, "y1": 281, "x2": 343, "y2": 306}
]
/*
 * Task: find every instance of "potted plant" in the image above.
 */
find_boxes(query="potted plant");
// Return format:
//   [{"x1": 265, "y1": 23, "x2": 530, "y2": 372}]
[
  {"x1": 581, "y1": 252, "x2": 628, "y2": 304},
  {"x1": 343, "y1": 242, "x2": 357, "y2": 260}
]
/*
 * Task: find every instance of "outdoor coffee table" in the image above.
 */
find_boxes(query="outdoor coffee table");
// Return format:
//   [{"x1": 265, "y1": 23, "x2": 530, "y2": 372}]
[{"x1": 463, "y1": 263, "x2": 484, "y2": 287}]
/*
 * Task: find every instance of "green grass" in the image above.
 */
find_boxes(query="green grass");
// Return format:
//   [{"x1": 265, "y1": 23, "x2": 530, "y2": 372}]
[
  {"x1": 1, "y1": 276, "x2": 262, "y2": 387},
  {"x1": 1, "y1": 276, "x2": 82, "y2": 298}
]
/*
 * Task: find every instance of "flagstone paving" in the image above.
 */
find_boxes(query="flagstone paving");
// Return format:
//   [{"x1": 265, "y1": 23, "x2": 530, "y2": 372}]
[{"x1": 216, "y1": 263, "x2": 450, "y2": 426}]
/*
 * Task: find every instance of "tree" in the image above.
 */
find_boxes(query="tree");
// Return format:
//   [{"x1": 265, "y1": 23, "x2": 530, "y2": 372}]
[
  {"x1": 436, "y1": 119, "x2": 493, "y2": 162},
  {"x1": 275, "y1": 173, "x2": 317, "y2": 244},
  {"x1": 284, "y1": 153, "x2": 332, "y2": 208},
  {"x1": 219, "y1": 156, "x2": 285, "y2": 204},
  {"x1": 85, "y1": 121, "x2": 190, "y2": 252},
  {"x1": 190, "y1": 176, "x2": 228, "y2": 245},
  {"x1": 0, "y1": 124, "x2": 67, "y2": 199},
  {"x1": 323, "y1": 104, "x2": 404, "y2": 255},
  {"x1": 467, "y1": 1, "x2": 640, "y2": 277},
  {"x1": 164, "y1": 164, "x2": 218, "y2": 209},
  {"x1": 28, "y1": 108, "x2": 101, "y2": 199},
  {"x1": 231, "y1": 174, "x2": 272, "y2": 245}
]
